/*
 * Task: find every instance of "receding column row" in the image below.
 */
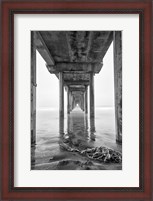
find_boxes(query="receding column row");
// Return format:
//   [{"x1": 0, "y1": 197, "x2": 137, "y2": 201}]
[
  {"x1": 59, "y1": 74, "x2": 95, "y2": 118},
  {"x1": 58, "y1": 72, "x2": 95, "y2": 136}
]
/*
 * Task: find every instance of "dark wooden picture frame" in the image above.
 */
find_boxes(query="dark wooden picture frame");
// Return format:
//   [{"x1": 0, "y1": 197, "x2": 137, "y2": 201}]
[{"x1": 0, "y1": 0, "x2": 152, "y2": 200}]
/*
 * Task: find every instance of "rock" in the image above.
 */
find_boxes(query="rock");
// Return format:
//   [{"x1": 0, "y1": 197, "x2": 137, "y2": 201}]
[
  {"x1": 109, "y1": 149, "x2": 113, "y2": 154},
  {"x1": 97, "y1": 155, "x2": 105, "y2": 161},
  {"x1": 49, "y1": 157, "x2": 54, "y2": 161},
  {"x1": 102, "y1": 147, "x2": 109, "y2": 154},
  {"x1": 92, "y1": 152, "x2": 102, "y2": 158},
  {"x1": 84, "y1": 161, "x2": 93, "y2": 166},
  {"x1": 106, "y1": 153, "x2": 111, "y2": 159},
  {"x1": 59, "y1": 143, "x2": 72, "y2": 151},
  {"x1": 104, "y1": 158, "x2": 110, "y2": 163},
  {"x1": 74, "y1": 161, "x2": 81, "y2": 165},
  {"x1": 58, "y1": 160, "x2": 69, "y2": 166},
  {"x1": 91, "y1": 148, "x2": 96, "y2": 152},
  {"x1": 86, "y1": 153, "x2": 93, "y2": 159},
  {"x1": 81, "y1": 150, "x2": 87, "y2": 155},
  {"x1": 59, "y1": 143, "x2": 122, "y2": 164},
  {"x1": 86, "y1": 148, "x2": 93, "y2": 153},
  {"x1": 73, "y1": 141, "x2": 79, "y2": 146},
  {"x1": 96, "y1": 147, "x2": 102, "y2": 152},
  {"x1": 85, "y1": 167, "x2": 91, "y2": 170},
  {"x1": 71, "y1": 148, "x2": 79, "y2": 152},
  {"x1": 63, "y1": 139, "x2": 70, "y2": 143}
]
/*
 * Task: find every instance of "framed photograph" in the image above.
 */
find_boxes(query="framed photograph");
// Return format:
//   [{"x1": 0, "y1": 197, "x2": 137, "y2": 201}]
[{"x1": 1, "y1": 0, "x2": 152, "y2": 200}]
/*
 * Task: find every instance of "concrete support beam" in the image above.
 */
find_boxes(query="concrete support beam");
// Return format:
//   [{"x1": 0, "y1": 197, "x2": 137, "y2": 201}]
[
  {"x1": 90, "y1": 73, "x2": 95, "y2": 119},
  {"x1": 47, "y1": 62, "x2": 103, "y2": 74},
  {"x1": 65, "y1": 81, "x2": 89, "y2": 86},
  {"x1": 113, "y1": 31, "x2": 122, "y2": 143},
  {"x1": 69, "y1": 86, "x2": 85, "y2": 92},
  {"x1": 31, "y1": 32, "x2": 37, "y2": 145},
  {"x1": 84, "y1": 86, "x2": 88, "y2": 114},
  {"x1": 35, "y1": 31, "x2": 55, "y2": 65}
]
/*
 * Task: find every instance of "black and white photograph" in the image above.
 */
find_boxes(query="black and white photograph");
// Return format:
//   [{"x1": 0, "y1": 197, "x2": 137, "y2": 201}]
[{"x1": 31, "y1": 31, "x2": 122, "y2": 170}]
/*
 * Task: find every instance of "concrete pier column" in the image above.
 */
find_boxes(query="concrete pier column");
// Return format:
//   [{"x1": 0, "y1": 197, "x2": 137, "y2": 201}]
[
  {"x1": 31, "y1": 32, "x2": 37, "y2": 145},
  {"x1": 113, "y1": 31, "x2": 122, "y2": 143},
  {"x1": 69, "y1": 92, "x2": 71, "y2": 112},
  {"x1": 83, "y1": 94, "x2": 85, "y2": 111},
  {"x1": 90, "y1": 117, "x2": 95, "y2": 133},
  {"x1": 67, "y1": 113, "x2": 73, "y2": 134},
  {"x1": 59, "y1": 117, "x2": 64, "y2": 135},
  {"x1": 80, "y1": 97, "x2": 82, "y2": 111},
  {"x1": 89, "y1": 73, "x2": 95, "y2": 135},
  {"x1": 90, "y1": 73, "x2": 95, "y2": 119},
  {"x1": 70, "y1": 93, "x2": 73, "y2": 111},
  {"x1": 67, "y1": 87, "x2": 70, "y2": 114},
  {"x1": 67, "y1": 114, "x2": 70, "y2": 133},
  {"x1": 59, "y1": 72, "x2": 64, "y2": 134},
  {"x1": 84, "y1": 86, "x2": 88, "y2": 114},
  {"x1": 84, "y1": 114, "x2": 88, "y2": 135},
  {"x1": 71, "y1": 97, "x2": 73, "y2": 110},
  {"x1": 74, "y1": 100, "x2": 76, "y2": 109},
  {"x1": 59, "y1": 72, "x2": 64, "y2": 118},
  {"x1": 81, "y1": 95, "x2": 84, "y2": 111},
  {"x1": 31, "y1": 145, "x2": 36, "y2": 169},
  {"x1": 72, "y1": 96, "x2": 74, "y2": 110}
]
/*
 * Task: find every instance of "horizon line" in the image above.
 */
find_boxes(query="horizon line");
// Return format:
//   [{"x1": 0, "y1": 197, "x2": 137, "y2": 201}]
[{"x1": 37, "y1": 106, "x2": 114, "y2": 110}]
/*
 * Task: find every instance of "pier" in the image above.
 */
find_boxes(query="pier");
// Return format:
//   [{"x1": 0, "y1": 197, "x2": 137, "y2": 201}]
[{"x1": 31, "y1": 31, "x2": 122, "y2": 145}]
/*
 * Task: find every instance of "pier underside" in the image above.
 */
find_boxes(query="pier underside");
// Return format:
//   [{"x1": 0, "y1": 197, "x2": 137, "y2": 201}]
[{"x1": 31, "y1": 31, "x2": 122, "y2": 170}]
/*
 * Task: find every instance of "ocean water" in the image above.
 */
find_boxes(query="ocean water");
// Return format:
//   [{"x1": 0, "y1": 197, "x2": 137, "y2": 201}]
[
  {"x1": 32, "y1": 107, "x2": 122, "y2": 169},
  {"x1": 36, "y1": 107, "x2": 115, "y2": 134}
]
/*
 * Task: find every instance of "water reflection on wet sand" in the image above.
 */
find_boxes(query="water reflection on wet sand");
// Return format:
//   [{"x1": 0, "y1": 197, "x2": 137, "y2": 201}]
[{"x1": 31, "y1": 107, "x2": 122, "y2": 170}]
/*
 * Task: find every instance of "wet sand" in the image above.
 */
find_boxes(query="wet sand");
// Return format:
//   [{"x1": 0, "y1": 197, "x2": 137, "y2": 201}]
[{"x1": 32, "y1": 107, "x2": 122, "y2": 170}]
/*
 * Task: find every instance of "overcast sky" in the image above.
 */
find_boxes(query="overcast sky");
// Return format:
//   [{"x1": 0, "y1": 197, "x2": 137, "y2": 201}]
[{"x1": 36, "y1": 42, "x2": 114, "y2": 109}]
